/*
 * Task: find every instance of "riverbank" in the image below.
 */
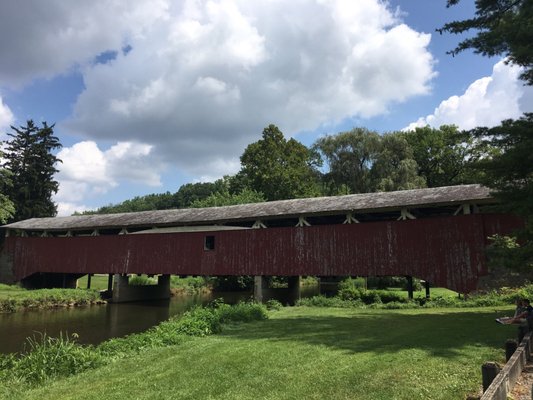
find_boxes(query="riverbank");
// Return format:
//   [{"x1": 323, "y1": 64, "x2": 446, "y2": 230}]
[
  {"x1": 0, "y1": 275, "x2": 216, "y2": 313},
  {"x1": 0, "y1": 285, "x2": 104, "y2": 313},
  {"x1": 1, "y1": 305, "x2": 516, "y2": 399}
]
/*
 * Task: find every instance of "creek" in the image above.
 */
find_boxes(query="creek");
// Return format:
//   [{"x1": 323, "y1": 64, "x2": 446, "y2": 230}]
[{"x1": 0, "y1": 286, "x2": 319, "y2": 354}]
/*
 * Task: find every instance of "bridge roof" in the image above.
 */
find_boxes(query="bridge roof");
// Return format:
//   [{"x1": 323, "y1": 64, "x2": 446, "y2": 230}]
[{"x1": 2, "y1": 184, "x2": 494, "y2": 232}]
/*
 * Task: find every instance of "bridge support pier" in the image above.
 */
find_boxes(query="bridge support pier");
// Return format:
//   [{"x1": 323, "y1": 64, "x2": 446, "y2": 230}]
[
  {"x1": 318, "y1": 276, "x2": 342, "y2": 297},
  {"x1": 253, "y1": 276, "x2": 268, "y2": 303},
  {"x1": 406, "y1": 276, "x2": 414, "y2": 300},
  {"x1": 287, "y1": 276, "x2": 301, "y2": 305},
  {"x1": 111, "y1": 274, "x2": 170, "y2": 303},
  {"x1": 253, "y1": 276, "x2": 301, "y2": 305}
]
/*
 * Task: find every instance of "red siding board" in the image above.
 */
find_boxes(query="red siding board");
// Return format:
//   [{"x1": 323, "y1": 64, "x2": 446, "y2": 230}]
[{"x1": 4, "y1": 214, "x2": 523, "y2": 293}]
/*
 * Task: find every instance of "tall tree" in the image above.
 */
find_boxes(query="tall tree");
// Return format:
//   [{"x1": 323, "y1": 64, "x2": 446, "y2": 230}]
[
  {"x1": 313, "y1": 129, "x2": 426, "y2": 194},
  {"x1": 190, "y1": 188, "x2": 265, "y2": 208},
  {"x1": 439, "y1": 0, "x2": 533, "y2": 84},
  {"x1": 402, "y1": 125, "x2": 489, "y2": 187},
  {"x1": 313, "y1": 128, "x2": 380, "y2": 195},
  {"x1": 0, "y1": 150, "x2": 15, "y2": 223},
  {"x1": 442, "y1": 0, "x2": 533, "y2": 270},
  {"x1": 472, "y1": 114, "x2": 533, "y2": 269},
  {"x1": 236, "y1": 124, "x2": 321, "y2": 201},
  {"x1": 173, "y1": 180, "x2": 227, "y2": 208},
  {"x1": 372, "y1": 133, "x2": 426, "y2": 192},
  {"x1": 2, "y1": 120, "x2": 62, "y2": 221}
]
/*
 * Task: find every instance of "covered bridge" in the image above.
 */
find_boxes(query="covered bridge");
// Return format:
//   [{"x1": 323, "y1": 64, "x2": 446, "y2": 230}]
[{"x1": 0, "y1": 184, "x2": 522, "y2": 302}]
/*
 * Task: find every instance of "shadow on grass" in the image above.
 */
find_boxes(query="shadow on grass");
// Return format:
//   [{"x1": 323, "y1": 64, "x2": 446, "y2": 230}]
[{"x1": 222, "y1": 308, "x2": 516, "y2": 359}]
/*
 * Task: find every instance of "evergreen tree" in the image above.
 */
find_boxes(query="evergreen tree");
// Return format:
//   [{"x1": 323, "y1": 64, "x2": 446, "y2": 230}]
[
  {"x1": 2, "y1": 120, "x2": 62, "y2": 221},
  {"x1": 440, "y1": 0, "x2": 533, "y2": 84},
  {"x1": 471, "y1": 114, "x2": 533, "y2": 270},
  {"x1": 442, "y1": 0, "x2": 533, "y2": 270},
  {"x1": 0, "y1": 150, "x2": 15, "y2": 223}
]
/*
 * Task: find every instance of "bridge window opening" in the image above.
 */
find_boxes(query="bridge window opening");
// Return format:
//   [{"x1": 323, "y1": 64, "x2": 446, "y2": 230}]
[{"x1": 204, "y1": 235, "x2": 215, "y2": 251}]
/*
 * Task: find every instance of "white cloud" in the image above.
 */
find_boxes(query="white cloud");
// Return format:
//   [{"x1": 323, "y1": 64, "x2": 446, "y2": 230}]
[
  {"x1": 0, "y1": 95, "x2": 14, "y2": 135},
  {"x1": 0, "y1": 0, "x2": 440, "y2": 210},
  {"x1": 54, "y1": 140, "x2": 164, "y2": 214},
  {"x1": 405, "y1": 60, "x2": 533, "y2": 130},
  {"x1": 50, "y1": 0, "x2": 436, "y2": 177},
  {"x1": 56, "y1": 202, "x2": 89, "y2": 217},
  {"x1": 0, "y1": 0, "x2": 169, "y2": 88}
]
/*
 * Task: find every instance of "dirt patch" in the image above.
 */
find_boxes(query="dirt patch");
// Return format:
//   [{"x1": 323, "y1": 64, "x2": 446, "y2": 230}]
[{"x1": 509, "y1": 364, "x2": 533, "y2": 400}]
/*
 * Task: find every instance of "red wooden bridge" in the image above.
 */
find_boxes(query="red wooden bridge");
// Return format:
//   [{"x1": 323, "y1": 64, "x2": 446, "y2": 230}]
[{"x1": 0, "y1": 184, "x2": 522, "y2": 300}]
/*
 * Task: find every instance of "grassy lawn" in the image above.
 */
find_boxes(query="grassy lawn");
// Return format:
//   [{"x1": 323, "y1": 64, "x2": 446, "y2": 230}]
[
  {"x1": 76, "y1": 274, "x2": 110, "y2": 291},
  {"x1": 13, "y1": 306, "x2": 516, "y2": 400},
  {"x1": 386, "y1": 287, "x2": 458, "y2": 299}
]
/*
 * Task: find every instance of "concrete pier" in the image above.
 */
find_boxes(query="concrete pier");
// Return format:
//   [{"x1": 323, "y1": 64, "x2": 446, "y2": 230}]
[
  {"x1": 253, "y1": 276, "x2": 269, "y2": 303},
  {"x1": 287, "y1": 276, "x2": 301, "y2": 305},
  {"x1": 253, "y1": 275, "x2": 301, "y2": 305},
  {"x1": 318, "y1": 276, "x2": 342, "y2": 296},
  {"x1": 111, "y1": 274, "x2": 171, "y2": 303}
]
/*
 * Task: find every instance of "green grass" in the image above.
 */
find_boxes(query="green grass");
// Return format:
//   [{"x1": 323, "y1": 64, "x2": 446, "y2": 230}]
[
  {"x1": 76, "y1": 274, "x2": 110, "y2": 291},
  {"x1": 77, "y1": 274, "x2": 212, "y2": 293},
  {"x1": 387, "y1": 287, "x2": 458, "y2": 298},
  {"x1": 8, "y1": 306, "x2": 516, "y2": 400},
  {"x1": 0, "y1": 286, "x2": 102, "y2": 312}
]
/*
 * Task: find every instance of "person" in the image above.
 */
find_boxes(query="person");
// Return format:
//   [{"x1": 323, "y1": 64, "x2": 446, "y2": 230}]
[{"x1": 496, "y1": 299, "x2": 533, "y2": 324}]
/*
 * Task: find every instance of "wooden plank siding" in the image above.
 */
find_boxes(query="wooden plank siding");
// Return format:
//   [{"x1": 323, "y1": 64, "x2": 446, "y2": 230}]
[{"x1": 2, "y1": 213, "x2": 522, "y2": 293}]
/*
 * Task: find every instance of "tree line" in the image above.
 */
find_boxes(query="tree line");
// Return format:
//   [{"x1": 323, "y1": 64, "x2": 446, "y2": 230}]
[{"x1": 77, "y1": 123, "x2": 488, "y2": 215}]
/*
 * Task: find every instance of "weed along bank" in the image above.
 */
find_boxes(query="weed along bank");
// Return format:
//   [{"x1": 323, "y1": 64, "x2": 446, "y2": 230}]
[{"x1": 0, "y1": 185, "x2": 523, "y2": 303}]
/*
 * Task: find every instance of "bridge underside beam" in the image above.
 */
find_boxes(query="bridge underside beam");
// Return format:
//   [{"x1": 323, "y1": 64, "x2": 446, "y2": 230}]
[{"x1": 20, "y1": 272, "x2": 84, "y2": 289}]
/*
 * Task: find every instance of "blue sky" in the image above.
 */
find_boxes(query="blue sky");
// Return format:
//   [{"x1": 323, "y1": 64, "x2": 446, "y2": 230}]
[{"x1": 0, "y1": 0, "x2": 531, "y2": 215}]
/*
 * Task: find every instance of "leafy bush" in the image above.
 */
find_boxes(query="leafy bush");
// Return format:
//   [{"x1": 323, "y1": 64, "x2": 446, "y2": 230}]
[
  {"x1": 99, "y1": 300, "x2": 268, "y2": 358},
  {"x1": 297, "y1": 295, "x2": 363, "y2": 308},
  {"x1": 128, "y1": 275, "x2": 157, "y2": 286},
  {"x1": 372, "y1": 290, "x2": 405, "y2": 304},
  {"x1": 338, "y1": 287, "x2": 360, "y2": 301},
  {"x1": 215, "y1": 301, "x2": 268, "y2": 323},
  {"x1": 298, "y1": 284, "x2": 533, "y2": 310},
  {"x1": 265, "y1": 299, "x2": 283, "y2": 310},
  {"x1": 173, "y1": 307, "x2": 222, "y2": 336},
  {"x1": 170, "y1": 276, "x2": 212, "y2": 292},
  {"x1": 212, "y1": 276, "x2": 254, "y2": 291},
  {"x1": 0, "y1": 299, "x2": 17, "y2": 313}
]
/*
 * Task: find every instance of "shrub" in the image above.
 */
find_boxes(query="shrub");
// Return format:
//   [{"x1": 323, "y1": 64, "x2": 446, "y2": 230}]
[
  {"x1": 212, "y1": 276, "x2": 254, "y2": 291},
  {"x1": 0, "y1": 299, "x2": 17, "y2": 313},
  {"x1": 128, "y1": 275, "x2": 157, "y2": 286},
  {"x1": 170, "y1": 276, "x2": 212, "y2": 292},
  {"x1": 173, "y1": 307, "x2": 222, "y2": 336},
  {"x1": 265, "y1": 299, "x2": 283, "y2": 310},
  {"x1": 296, "y1": 295, "x2": 363, "y2": 308},
  {"x1": 338, "y1": 287, "x2": 362, "y2": 301},
  {"x1": 216, "y1": 301, "x2": 268, "y2": 323},
  {"x1": 338, "y1": 277, "x2": 366, "y2": 291},
  {"x1": 373, "y1": 290, "x2": 406, "y2": 304}
]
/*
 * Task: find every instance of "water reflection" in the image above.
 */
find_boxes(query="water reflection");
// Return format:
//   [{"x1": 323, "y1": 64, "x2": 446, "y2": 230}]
[{"x1": 0, "y1": 286, "x2": 318, "y2": 354}]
